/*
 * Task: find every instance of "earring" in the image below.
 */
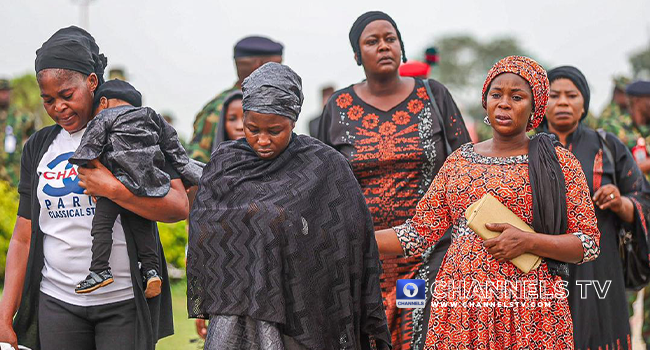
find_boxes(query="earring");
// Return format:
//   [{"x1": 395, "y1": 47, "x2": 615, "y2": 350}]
[{"x1": 483, "y1": 115, "x2": 491, "y2": 126}]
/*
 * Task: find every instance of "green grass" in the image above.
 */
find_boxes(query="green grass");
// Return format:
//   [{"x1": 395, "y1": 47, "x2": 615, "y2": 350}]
[{"x1": 157, "y1": 281, "x2": 204, "y2": 350}]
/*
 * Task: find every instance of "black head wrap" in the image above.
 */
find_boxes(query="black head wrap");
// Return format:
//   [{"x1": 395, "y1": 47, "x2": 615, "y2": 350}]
[
  {"x1": 547, "y1": 66, "x2": 590, "y2": 121},
  {"x1": 242, "y1": 62, "x2": 303, "y2": 121},
  {"x1": 349, "y1": 11, "x2": 407, "y2": 66},
  {"x1": 94, "y1": 79, "x2": 142, "y2": 107},
  {"x1": 35, "y1": 26, "x2": 107, "y2": 84}
]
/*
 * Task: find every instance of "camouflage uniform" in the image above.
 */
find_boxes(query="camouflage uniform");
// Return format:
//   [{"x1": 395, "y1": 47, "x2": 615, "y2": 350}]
[
  {"x1": 599, "y1": 110, "x2": 649, "y2": 152},
  {"x1": 0, "y1": 106, "x2": 36, "y2": 187},
  {"x1": 598, "y1": 76, "x2": 631, "y2": 129},
  {"x1": 187, "y1": 86, "x2": 238, "y2": 163},
  {"x1": 598, "y1": 102, "x2": 629, "y2": 129}
]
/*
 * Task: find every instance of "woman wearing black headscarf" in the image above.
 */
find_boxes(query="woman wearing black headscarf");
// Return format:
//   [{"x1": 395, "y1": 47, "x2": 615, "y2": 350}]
[
  {"x1": 0, "y1": 26, "x2": 185, "y2": 350},
  {"x1": 317, "y1": 11, "x2": 471, "y2": 350},
  {"x1": 187, "y1": 62, "x2": 391, "y2": 350},
  {"x1": 541, "y1": 65, "x2": 650, "y2": 350}
]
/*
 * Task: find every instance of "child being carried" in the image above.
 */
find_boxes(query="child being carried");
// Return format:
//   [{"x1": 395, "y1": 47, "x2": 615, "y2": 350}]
[{"x1": 70, "y1": 79, "x2": 201, "y2": 298}]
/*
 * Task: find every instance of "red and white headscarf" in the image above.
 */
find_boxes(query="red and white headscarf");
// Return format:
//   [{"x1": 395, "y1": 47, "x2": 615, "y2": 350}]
[{"x1": 482, "y1": 55, "x2": 549, "y2": 131}]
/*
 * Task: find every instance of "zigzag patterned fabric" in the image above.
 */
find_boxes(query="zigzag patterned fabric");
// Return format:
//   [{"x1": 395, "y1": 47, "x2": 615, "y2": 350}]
[{"x1": 187, "y1": 134, "x2": 391, "y2": 350}]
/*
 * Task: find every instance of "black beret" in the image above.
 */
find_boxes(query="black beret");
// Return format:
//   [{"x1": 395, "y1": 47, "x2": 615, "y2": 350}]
[
  {"x1": 626, "y1": 80, "x2": 650, "y2": 97},
  {"x1": 233, "y1": 36, "x2": 283, "y2": 58},
  {"x1": 94, "y1": 79, "x2": 142, "y2": 107}
]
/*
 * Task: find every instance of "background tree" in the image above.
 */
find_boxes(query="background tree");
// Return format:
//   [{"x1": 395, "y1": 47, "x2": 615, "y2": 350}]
[
  {"x1": 629, "y1": 41, "x2": 650, "y2": 79},
  {"x1": 10, "y1": 73, "x2": 52, "y2": 128},
  {"x1": 417, "y1": 35, "x2": 534, "y2": 141},
  {"x1": 428, "y1": 35, "x2": 531, "y2": 118}
]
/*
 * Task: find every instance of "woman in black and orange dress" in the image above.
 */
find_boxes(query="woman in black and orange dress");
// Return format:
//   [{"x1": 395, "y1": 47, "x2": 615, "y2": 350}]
[{"x1": 317, "y1": 11, "x2": 471, "y2": 350}]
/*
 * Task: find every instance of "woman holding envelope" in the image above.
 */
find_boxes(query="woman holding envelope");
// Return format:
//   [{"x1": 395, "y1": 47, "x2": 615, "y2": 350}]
[
  {"x1": 541, "y1": 66, "x2": 650, "y2": 350},
  {"x1": 376, "y1": 56, "x2": 600, "y2": 349}
]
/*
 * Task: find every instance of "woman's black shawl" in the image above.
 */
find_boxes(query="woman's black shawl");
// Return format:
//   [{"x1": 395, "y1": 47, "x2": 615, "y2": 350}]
[{"x1": 187, "y1": 134, "x2": 391, "y2": 350}]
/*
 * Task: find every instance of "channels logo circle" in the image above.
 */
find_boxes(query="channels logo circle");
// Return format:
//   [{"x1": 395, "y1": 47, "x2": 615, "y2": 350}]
[{"x1": 403, "y1": 283, "x2": 419, "y2": 298}]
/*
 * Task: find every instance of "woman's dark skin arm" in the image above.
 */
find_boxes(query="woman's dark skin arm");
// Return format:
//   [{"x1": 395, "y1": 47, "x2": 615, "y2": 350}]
[
  {"x1": 77, "y1": 159, "x2": 189, "y2": 223},
  {"x1": 375, "y1": 228, "x2": 405, "y2": 256},
  {"x1": 378, "y1": 224, "x2": 584, "y2": 264},
  {"x1": 483, "y1": 223, "x2": 584, "y2": 264},
  {"x1": 0, "y1": 217, "x2": 32, "y2": 350}
]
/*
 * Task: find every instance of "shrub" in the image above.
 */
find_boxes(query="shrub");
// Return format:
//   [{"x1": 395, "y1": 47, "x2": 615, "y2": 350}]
[
  {"x1": 0, "y1": 181, "x2": 19, "y2": 281},
  {"x1": 158, "y1": 220, "x2": 188, "y2": 270}
]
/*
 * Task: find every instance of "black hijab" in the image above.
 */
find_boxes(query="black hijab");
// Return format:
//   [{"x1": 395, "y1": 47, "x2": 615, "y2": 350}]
[
  {"x1": 35, "y1": 26, "x2": 107, "y2": 84},
  {"x1": 547, "y1": 66, "x2": 590, "y2": 121},
  {"x1": 349, "y1": 11, "x2": 407, "y2": 66}
]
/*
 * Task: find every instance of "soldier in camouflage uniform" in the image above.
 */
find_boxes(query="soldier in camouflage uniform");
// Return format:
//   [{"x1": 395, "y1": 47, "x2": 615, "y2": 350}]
[
  {"x1": 0, "y1": 78, "x2": 36, "y2": 187},
  {"x1": 188, "y1": 36, "x2": 283, "y2": 163},
  {"x1": 600, "y1": 80, "x2": 650, "y2": 164},
  {"x1": 597, "y1": 76, "x2": 630, "y2": 129}
]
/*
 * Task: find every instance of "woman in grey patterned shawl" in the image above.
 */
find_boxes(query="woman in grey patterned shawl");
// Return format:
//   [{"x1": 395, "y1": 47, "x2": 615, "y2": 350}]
[{"x1": 187, "y1": 62, "x2": 391, "y2": 350}]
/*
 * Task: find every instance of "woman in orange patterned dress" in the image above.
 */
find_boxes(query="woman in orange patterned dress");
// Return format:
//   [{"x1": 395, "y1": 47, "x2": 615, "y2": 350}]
[
  {"x1": 317, "y1": 11, "x2": 471, "y2": 350},
  {"x1": 376, "y1": 56, "x2": 600, "y2": 349}
]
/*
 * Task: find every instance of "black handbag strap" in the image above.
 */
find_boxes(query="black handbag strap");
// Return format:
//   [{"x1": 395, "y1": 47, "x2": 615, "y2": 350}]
[
  {"x1": 596, "y1": 128, "x2": 618, "y2": 188},
  {"x1": 421, "y1": 79, "x2": 453, "y2": 156}
]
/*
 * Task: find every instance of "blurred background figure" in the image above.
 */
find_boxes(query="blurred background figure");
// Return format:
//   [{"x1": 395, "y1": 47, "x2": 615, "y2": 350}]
[
  {"x1": 108, "y1": 67, "x2": 127, "y2": 81},
  {"x1": 308, "y1": 85, "x2": 335, "y2": 137},
  {"x1": 0, "y1": 78, "x2": 35, "y2": 187},
  {"x1": 599, "y1": 76, "x2": 631, "y2": 127},
  {"x1": 601, "y1": 81, "x2": 650, "y2": 174},
  {"x1": 187, "y1": 36, "x2": 283, "y2": 163}
]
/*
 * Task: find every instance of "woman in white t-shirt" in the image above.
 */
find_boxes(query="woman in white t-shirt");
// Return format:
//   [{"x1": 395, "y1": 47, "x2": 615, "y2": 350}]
[{"x1": 0, "y1": 26, "x2": 188, "y2": 350}]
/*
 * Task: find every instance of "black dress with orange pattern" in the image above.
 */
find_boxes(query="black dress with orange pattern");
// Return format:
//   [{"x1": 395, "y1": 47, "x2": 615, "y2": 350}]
[
  {"x1": 394, "y1": 143, "x2": 600, "y2": 349},
  {"x1": 318, "y1": 78, "x2": 471, "y2": 350}
]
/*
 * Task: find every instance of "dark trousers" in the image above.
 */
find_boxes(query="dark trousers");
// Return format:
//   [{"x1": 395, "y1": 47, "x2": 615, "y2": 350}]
[
  {"x1": 38, "y1": 292, "x2": 136, "y2": 350},
  {"x1": 90, "y1": 197, "x2": 158, "y2": 274}
]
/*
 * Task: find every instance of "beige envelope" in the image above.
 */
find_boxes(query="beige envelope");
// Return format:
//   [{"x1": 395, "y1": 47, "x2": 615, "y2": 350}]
[{"x1": 465, "y1": 193, "x2": 542, "y2": 273}]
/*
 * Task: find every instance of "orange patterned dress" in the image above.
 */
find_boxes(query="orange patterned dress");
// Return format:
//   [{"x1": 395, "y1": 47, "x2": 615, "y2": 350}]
[
  {"x1": 394, "y1": 143, "x2": 600, "y2": 349},
  {"x1": 318, "y1": 79, "x2": 471, "y2": 350}
]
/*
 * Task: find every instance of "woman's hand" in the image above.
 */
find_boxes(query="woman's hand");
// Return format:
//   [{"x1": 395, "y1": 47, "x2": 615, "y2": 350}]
[
  {"x1": 592, "y1": 184, "x2": 634, "y2": 223},
  {"x1": 592, "y1": 184, "x2": 622, "y2": 211},
  {"x1": 0, "y1": 320, "x2": 18, "y2": 350},
  {"x1": 482, "y1": 223, "x2": 531, "y2": 262},
  {"x1": 77, "y1": 159, "x2": 125, "y2": 201},
  {"x1": 195, "y1": 319, "x2": 208, "y2": 340},
  {"x1": 78, "y1": 159, "x2": 188, "y2": 222}
]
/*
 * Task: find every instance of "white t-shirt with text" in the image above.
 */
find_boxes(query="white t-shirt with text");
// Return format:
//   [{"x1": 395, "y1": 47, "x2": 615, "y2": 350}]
[{"x1": 37, "y1": 128, "x2": 133, "y2": 306}]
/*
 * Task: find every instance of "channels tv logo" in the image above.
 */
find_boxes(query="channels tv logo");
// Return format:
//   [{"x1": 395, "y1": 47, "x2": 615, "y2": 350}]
[{"x1": 396, "y1": 279, "x2": 425, "y2": 308}]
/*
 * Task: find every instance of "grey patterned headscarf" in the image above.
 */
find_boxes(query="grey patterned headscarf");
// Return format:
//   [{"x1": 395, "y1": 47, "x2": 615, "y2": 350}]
[{"x1": 242, "y1": 62, "x2": 303, "y2": 121}]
